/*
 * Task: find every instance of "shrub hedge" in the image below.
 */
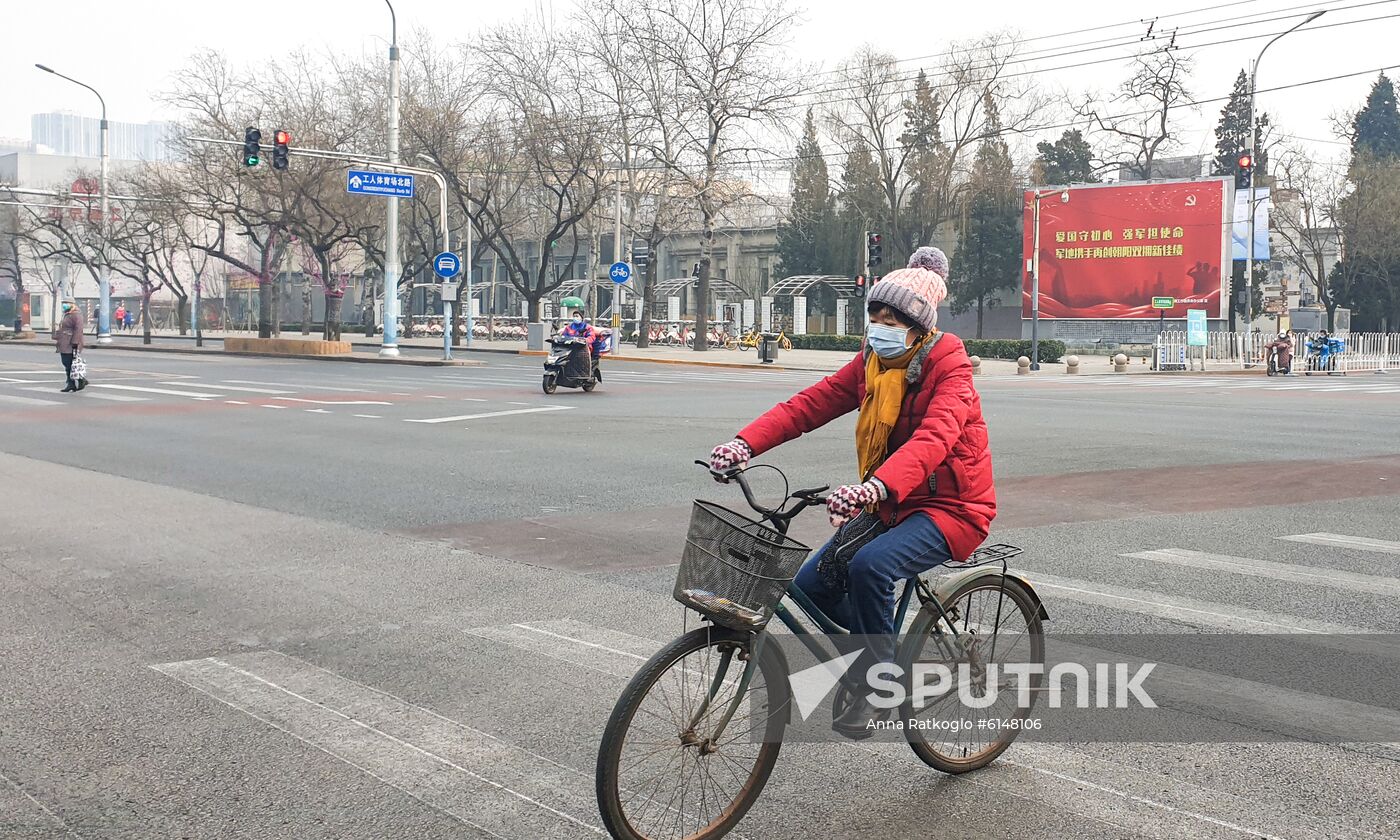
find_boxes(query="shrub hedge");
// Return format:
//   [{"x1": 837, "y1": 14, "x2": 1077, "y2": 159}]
[{"x1": 784, "y1": 334, "x2": 1065, "y2": 363}]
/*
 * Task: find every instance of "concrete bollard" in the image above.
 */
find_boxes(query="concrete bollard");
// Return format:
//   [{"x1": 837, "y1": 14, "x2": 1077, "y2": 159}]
[
  {"x1": 1065, "y1": 354, "x2": 1080, "y2": 375},
  {"x1": 969, "y1": 355, "x2": 982, "y2": 375},
  {"x1": 1016, "y1": 356, "x2": 1031, "y2": 375},
  {"x1": 1113, "y1": 352, "x2": 1129, "y2": 373}
]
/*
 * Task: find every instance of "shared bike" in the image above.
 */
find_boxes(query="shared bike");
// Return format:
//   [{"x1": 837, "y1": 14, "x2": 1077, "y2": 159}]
[{"x1": 595, "y1": 463, "x2": 1047, "y2": 840}]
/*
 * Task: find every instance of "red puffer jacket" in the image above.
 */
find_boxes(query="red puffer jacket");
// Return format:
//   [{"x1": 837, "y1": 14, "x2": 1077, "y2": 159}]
[{"x1": 737, "y1": 333, "x2": 994, "y2": 562}]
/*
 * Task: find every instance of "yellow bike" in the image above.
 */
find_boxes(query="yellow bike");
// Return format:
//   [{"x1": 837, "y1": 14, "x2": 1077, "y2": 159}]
[{"x1": 738, "y1": 329, "x2": 793, "y2": 352}]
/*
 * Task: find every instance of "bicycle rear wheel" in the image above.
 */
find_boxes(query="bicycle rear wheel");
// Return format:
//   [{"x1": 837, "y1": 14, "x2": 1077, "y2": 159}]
[
  {"x1": 897, "y1": 575, "x2": 1045, "y2": 774},
  {"x1": 596, "y1": 626, "x2": 789, "y2": 840}
]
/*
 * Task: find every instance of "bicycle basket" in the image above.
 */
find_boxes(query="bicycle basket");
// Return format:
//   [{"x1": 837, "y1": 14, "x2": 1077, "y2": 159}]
[{"x1": 673, "y1": 500, "x2": 810, "y2": 630}]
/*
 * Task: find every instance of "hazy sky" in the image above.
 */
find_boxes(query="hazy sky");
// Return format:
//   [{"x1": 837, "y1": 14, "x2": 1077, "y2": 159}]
[{"x1": 5, "y1": 0, "x2": 1396, "y2": 171}]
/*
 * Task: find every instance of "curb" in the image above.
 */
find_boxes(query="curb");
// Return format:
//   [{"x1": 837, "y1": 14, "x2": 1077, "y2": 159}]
[
  {"x1": 8, "y1": 340, "x2": 483, "y2": 367},
  {"x1": 516, "y1": 349, "x2": 792, "y2": 372}
]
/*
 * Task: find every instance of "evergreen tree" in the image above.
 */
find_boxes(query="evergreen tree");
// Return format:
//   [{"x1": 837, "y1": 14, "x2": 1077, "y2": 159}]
[
  {"x1": 952, "y1": 94, "x2": 1021, "y2": 338},
  {"x1": 1213, "y1": 69, "x2": 1270, "y2": 178},
  {"x1": 837, "y1": 139, "x2": 887, "y2": 272},
  {"x1": 1034, "y1": 129, "x2": 1098, "y2": 185},
  {"x1": 775, "y1": 109, "x2": 836, "y2": 277},
  {"x1": 1350, "y1": 72, "x2": 1400, "y2": 168},
  {"x1": 900, "y1": 70, "x2": 951, "y2": 255}
]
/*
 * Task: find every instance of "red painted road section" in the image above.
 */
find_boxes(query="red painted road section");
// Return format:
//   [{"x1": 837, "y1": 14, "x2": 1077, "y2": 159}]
[{"x1": 409, "y1": 453, "x2": 1400, "y2": 573}]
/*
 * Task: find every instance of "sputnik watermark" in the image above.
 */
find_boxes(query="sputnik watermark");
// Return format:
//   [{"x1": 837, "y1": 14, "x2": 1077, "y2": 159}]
[{"x1": 788, "y1": 656, "x2": 1157, "y2": 723}]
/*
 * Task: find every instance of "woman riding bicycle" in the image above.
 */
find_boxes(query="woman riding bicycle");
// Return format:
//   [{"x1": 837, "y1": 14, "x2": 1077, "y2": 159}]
[{"x1": 708, "y1": 246, "x2": 995, "y2": 736}]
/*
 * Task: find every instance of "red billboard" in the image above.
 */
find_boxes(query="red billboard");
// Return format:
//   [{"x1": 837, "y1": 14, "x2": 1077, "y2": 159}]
[{"x1": 1021, "y1": 179, "x2": 1229, "y2": 319}]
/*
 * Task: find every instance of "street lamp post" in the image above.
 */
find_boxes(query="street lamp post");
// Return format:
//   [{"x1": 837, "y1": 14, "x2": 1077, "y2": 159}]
[
  {"x1": 1029, "y1": 189, "x2": 1069, "y2": 371},
  {"x1": 1245, "y1": 9, "x2": 1325, "y2": 351},
  {"x1": 381, "y1": 0, "x2": 402, "y2": 357},
  {"x1": 35, "y1": 63, "x2": 111, "y2": 345}
]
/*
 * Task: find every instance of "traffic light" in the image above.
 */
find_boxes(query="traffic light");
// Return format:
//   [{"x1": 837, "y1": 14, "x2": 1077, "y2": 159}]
[
  {"x1": 854, "y1": 274, "x2": 867, "y2": 299},
  {"x1": 631, "y1": 238, "x2": 650, "y2": 272},
  {"x1": 1235, "y1": 153, "x2": 1253, "y2": 191},
  {"x1": 865, "y1": 231, "x2": 883, "y2": 269},
  {"x1": 242, "y1": 127, "x2": 261, "y2": 167},
  {"x1": 272, "y1": 130, "x2": 291, "y2": 170}
]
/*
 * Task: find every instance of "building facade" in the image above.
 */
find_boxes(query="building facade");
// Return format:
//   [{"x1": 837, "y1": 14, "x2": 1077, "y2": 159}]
[{"x1": 31, "y1": 113, "x2": 175, "y2": 162}]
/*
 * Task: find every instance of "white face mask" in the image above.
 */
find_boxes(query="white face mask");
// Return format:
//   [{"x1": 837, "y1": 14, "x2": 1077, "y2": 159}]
[{"x1": 867, "y1": 322, "x2": 911, "y2": 358}]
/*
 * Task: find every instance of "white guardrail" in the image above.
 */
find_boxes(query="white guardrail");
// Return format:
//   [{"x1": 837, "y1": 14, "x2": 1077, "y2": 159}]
[{"x1": 1152, "y1": 331, "x2": 1400, "y2": 373}]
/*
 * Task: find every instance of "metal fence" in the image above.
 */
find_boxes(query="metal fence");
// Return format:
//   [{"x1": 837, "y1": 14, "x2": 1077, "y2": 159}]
[{"x1": 1151, "y1": 330, "x2": 1400, "y2": 373}]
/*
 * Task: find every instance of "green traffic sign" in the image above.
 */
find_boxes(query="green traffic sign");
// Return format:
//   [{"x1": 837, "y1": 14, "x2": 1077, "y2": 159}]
[{"x1": 1152, "y1": 296, "x2": 1176, "y2": 309}]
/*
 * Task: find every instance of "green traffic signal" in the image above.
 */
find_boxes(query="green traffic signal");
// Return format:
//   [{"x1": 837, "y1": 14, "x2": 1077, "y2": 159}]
[{"x1": 245, "y1": 154, "x2": 260, "y2": 166}]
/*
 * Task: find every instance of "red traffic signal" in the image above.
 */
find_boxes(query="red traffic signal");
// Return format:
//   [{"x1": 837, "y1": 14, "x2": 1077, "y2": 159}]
[
  {"x1": 853, "y1": 274, "x2": 867, "y2": 299},
  {"x1": 272, "y1": 129, "x2": 291, "y2": 170},
  {"x1": 1237, "y1": 153, "x2": 1253, "y2": 169},
  {"x1": 274, "y1": 130, "x2": 291, "y2": 145}
]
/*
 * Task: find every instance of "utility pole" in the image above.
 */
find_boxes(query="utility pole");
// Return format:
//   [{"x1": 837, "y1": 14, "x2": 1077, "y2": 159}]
[
  {"x1": 1246, "y1": 10, "x2": 1324, "y2": 363},
  {"x1": 380, "y1": 0, "x2": 402, "y2": 357}
]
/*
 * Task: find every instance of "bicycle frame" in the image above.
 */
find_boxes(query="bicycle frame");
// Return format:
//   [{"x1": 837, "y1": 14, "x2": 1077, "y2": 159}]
[{"x1": 683, "y1": 464, "x2": 1014, "y2": 746}]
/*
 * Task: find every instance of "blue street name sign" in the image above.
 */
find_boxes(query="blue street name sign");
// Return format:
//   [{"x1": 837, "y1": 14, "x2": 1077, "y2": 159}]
[
  {"x1": 346, "y1": 169, "x2": 415, "y2": 198},
  {"x1": 433, "y1": 252, "x2": 462, "y2": 279},
  {"x1": 609, "y1": 261, "x2": 632, "y2": 284}
]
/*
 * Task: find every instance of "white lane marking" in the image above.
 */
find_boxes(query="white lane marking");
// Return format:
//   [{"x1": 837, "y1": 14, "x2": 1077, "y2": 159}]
[
  {"x1": 352, "y1": 414, "x2": 382, "y2": 419},
  {"x1": 1280, "y1": 533, "x2": 1400, "y2": 555},
  {"x1": 0, "y1": 393, "x2": 62, "y2": 406},
  {"x1": 168, "y1": 382, "x2": 294, "y2": 394},
  {"x1": 405, "y1": 405, "x2": 575, "y2": 424},
  {"x1": 0, "y1": 376, "x2": 64, "y2": 383},
  {"x1": 193, "y1": 397, "x2": 215, "y2": 401},
  {"x1": 260, "y1": 404, "x2": 287, "y2": 410},
  {"x1": 305, "y1": 409, "x2": 331, "y2": 414},
  {"x1": 73, "y1": 391, "x2": 149, "y2": 402},
  {"x1": 151, "y1": 653, "x2": 606, "y2": 838},
  {"x1": 474, "y1": 620, "x2": 1338, "y2": 840},
  {"x1": 1125, "y1": 549, "x2": 1400, "y2": 597},
  {"x1": 1028, "y1": 572, "x2": 1368, "y2": 634},
  {"x1": 462, "y1": 398, "x2": 488, "y2": 402},
  {"x1": 426, "y1": 395, "x2": 446, "y2": 399},
  {"x1": 0, "y1": 767, "x2": 82, "y2": 838},
  {"x1": 269, "y1": 397, "x2": 392, "y2": 406},
  {"x1": 90, "y1": 384, "x2": 224, "y2": 398},
  {"x1": 0, "y1": 369, "x2": 67, "y2": 375},
  {"x1": 507, "y1": 401, "x2": 530, "y2": 406},
  {"x1": 225, "y1": 400, "x2": 248, "y2": 405},
  {"x1": 224, "y1": 379, "x2": 369, "y2": 393}
]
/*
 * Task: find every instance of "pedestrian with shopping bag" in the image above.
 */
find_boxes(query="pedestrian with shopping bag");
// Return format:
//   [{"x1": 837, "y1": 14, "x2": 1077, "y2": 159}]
[{"x1": 55, "y1": 298, "x2": 87, "y2": 392}]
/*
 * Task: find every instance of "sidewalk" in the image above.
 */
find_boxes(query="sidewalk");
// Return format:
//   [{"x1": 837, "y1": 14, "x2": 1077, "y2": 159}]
[{"x1": 34, "y1": 328, "x2": 1262, "y2": 376}]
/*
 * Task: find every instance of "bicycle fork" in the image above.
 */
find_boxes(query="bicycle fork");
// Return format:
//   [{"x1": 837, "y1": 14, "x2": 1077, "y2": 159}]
[{"x1": 682, "y1": 632, "x2": 769, "y2": 752}]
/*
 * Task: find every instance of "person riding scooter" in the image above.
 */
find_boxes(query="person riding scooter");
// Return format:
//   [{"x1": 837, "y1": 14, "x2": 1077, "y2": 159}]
[{"x1": 1265, "y1": 331, "x2": 1293, "y2": 375}]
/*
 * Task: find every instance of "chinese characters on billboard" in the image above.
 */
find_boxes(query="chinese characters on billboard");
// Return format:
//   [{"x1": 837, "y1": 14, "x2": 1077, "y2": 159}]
[{"x1": 1021, "y1": 179, "x2": 1230, "y2": 319}]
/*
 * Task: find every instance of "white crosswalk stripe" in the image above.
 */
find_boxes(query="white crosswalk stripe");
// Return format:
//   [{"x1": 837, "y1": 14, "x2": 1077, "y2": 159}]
[
  {"x1": 91, "y1": 383, "x2": 225, "y2": 398},
  {"x1": 1280, "y1": 533, "x2": 1400, "y2": 555},
  {"x1": 465, "y1": 618, "x2": 1381, "y2": 840},
  {"x1": 152, "y1": 652, "x2": 607, "y2": 839},
  {"x1": 1123, "y1": 548, "x2": 1400, "y2": 597}
]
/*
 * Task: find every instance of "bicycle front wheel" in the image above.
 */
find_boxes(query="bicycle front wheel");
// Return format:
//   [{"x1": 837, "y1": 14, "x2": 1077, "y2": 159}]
[
  {"x1": 897, "y1": 575, "x2": 1045, "y2": 774},
  {"x1": 596, "y1": 625, "x2": 789, "y2": 840}
]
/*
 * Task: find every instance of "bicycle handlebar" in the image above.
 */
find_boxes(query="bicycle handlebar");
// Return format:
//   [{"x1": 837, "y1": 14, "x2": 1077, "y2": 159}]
[{"x1": 693, "y1": 460, "x2": 829, "y2": 526}]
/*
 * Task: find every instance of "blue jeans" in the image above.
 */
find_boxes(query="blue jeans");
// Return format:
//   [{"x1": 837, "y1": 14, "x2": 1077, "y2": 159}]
[{"x1": 794, "y1": 512, "x2": 952, "y2": 664}]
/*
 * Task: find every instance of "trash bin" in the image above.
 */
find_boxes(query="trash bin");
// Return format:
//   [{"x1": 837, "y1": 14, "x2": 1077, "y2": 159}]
[{"x1": 758, "y1": 333, "x2": 779, "y2": 364}]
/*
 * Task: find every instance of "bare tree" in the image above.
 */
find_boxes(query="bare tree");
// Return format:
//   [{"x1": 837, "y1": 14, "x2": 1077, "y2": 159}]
[
  {"x1": 623, "y1": 0, "x2": 805, "y2": 350},
  {"x1": 1077, "y1": 46, "x2": 1194, "y2": 180},
  {"x1": 1272, "y1": 147, "x2": 1346, "y2": 329}
]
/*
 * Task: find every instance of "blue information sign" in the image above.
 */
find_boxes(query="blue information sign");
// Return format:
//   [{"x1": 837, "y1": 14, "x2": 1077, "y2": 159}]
[
  {"x1": 346, "y1": 169, "x2": 415, "y2": 198},
  {"x1": 609, "y1": 262, "x2": 632, "y2": 284},
  {"x1": 1186, "y1": 309, "x2": 1208, "y2": 347},
  {"x1": 433, "y1": 252, "x2": 462, "y2": 279}
]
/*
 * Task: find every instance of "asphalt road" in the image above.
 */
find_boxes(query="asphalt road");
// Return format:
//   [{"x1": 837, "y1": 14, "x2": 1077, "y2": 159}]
[{"x1": 2, "y1": 342, "x2": 1399, "y2": 840}]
